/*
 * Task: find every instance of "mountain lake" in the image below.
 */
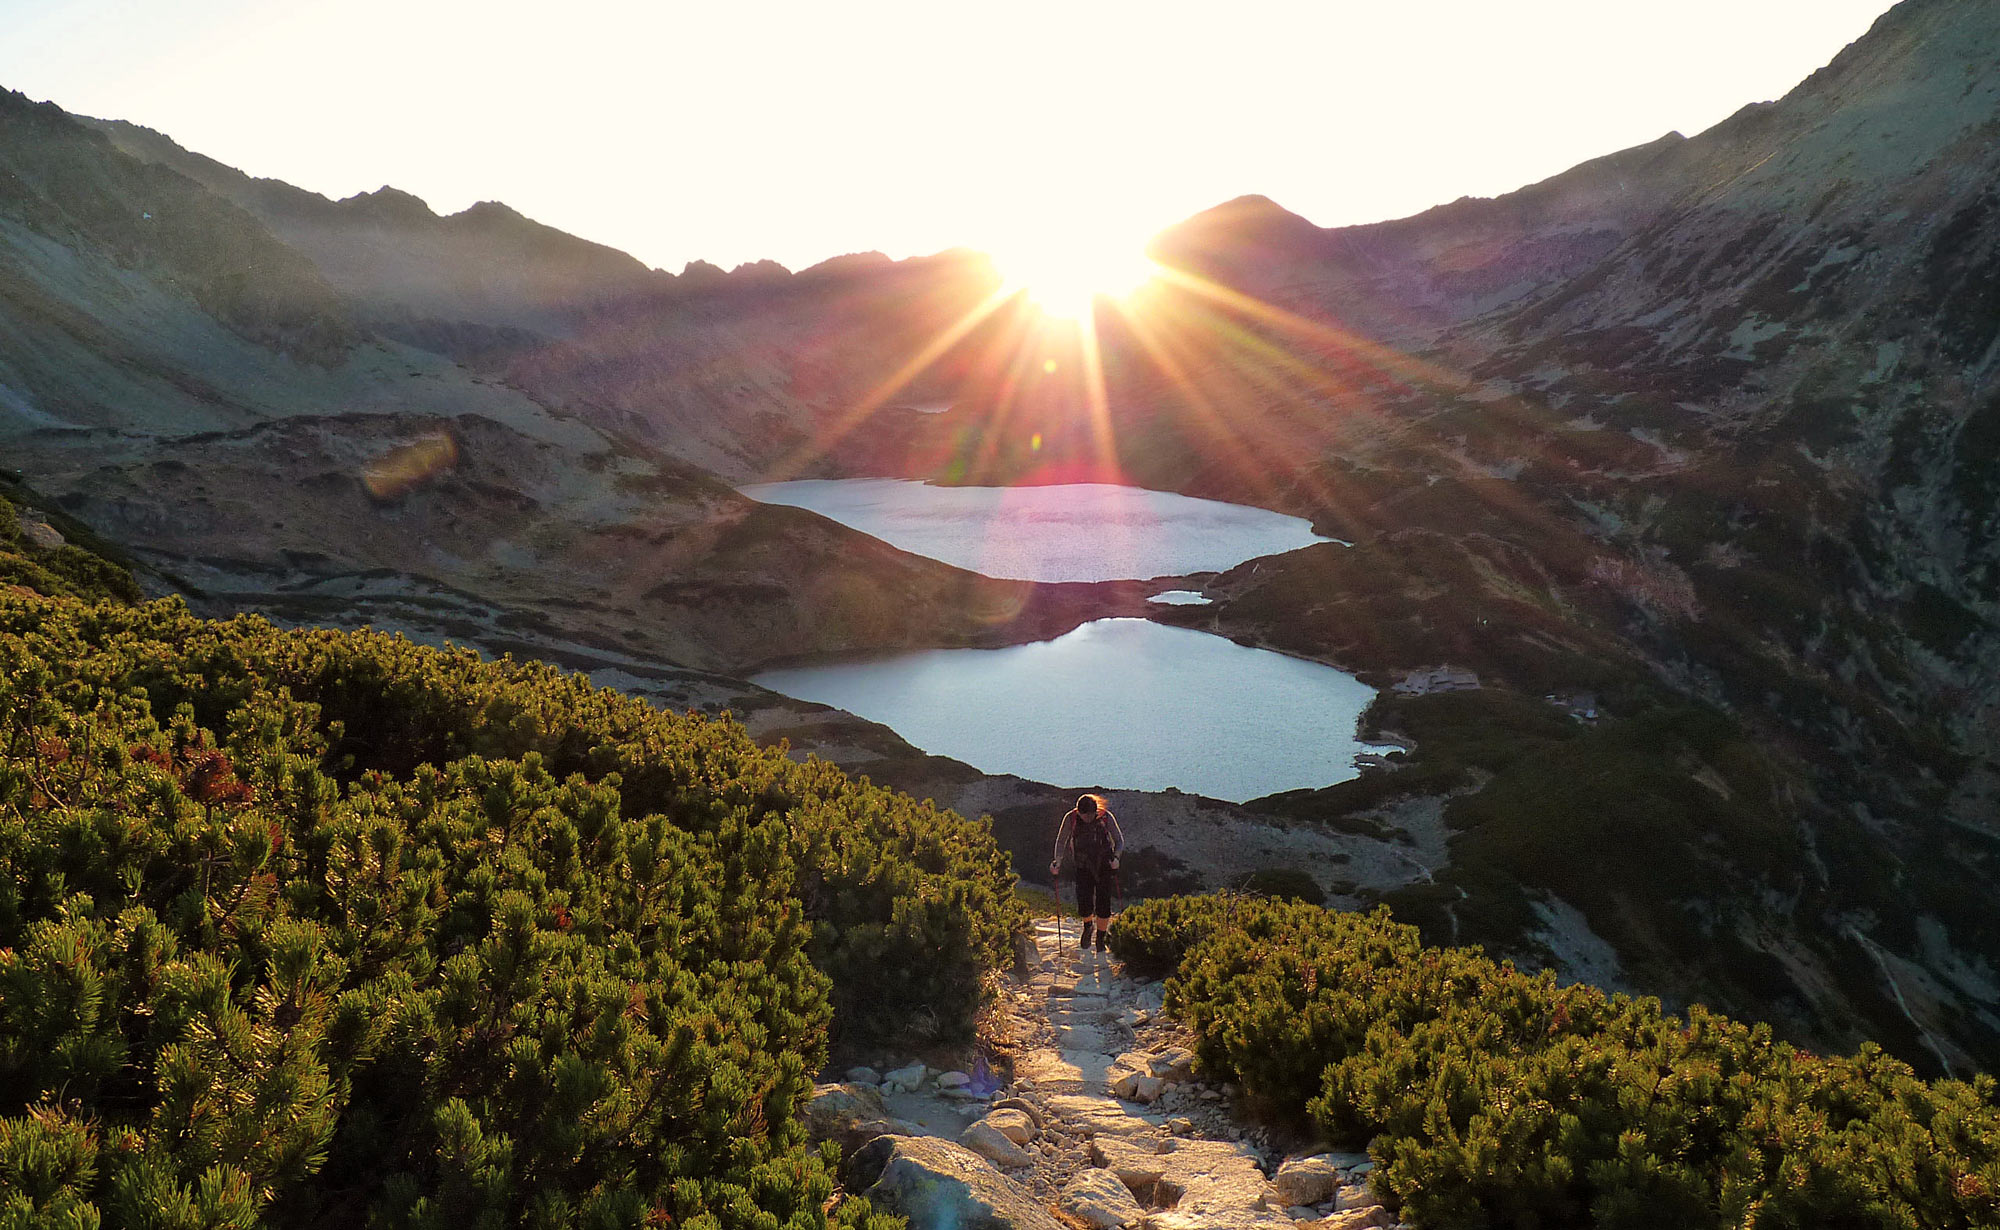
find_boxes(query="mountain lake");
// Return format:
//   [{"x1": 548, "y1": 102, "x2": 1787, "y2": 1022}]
[{"x1": 742, "y1": 478, "x2": 1384, "y2": 802}]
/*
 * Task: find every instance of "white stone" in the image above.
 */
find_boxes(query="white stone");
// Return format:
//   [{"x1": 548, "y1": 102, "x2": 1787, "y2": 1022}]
[
  {"x1": 882, "y1": 1061, "x2": 928, "y2": 1091},
  {"x1": 1110, "y1": 1070, "x2": 1165, "y2": 1102},
  {"x1": 1273, "y1": 1156, "x2": 1345, "y2": 1207},
  {"x1": 960, "y1": 1118, "x2": 1036, "y2": 1169},
  {"x1": 1333, "y1": 1185, "x2": 1373, "y2": 1212},
  {"x1": 984, "y1": 1107, "x2": 1038, "y2": 1144},
  {"x1": 938, "y1": 1070, "x2": 973, "y2": 1089}
]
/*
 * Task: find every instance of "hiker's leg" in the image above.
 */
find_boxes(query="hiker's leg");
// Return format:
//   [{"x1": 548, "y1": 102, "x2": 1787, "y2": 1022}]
[
  {"x1": 1074, "y1": 867, "x2": 1096, "y2": 919},
  {"x1": 1074, "y1": 868, "x2": 1097, "y2": 951}
]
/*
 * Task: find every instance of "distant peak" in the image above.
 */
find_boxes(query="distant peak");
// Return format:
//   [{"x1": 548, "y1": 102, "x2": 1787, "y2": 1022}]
[
  {"x1": 1213, "y1": 193, "x2": 1304, "y2": 218},
  {"x1": 336, "y1": 186, "x2": 437, "y2": 224},
  {"x1": 456, "y1": 199, "x2": 524, "y2": 221},
  {"x1": 729, "y1": 259, "x2": 792, "y2": 281}
]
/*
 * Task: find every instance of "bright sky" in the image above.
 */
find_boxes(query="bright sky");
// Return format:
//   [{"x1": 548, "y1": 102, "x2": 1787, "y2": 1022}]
[{"x1": 3, "y1": 0, "x2": 1898, "y2": 274}]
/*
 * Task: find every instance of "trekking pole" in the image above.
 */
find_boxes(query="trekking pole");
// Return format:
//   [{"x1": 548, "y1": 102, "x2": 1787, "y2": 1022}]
[{"x1": 1054, "y1": 863, "x2": 1064, "y2": 964}]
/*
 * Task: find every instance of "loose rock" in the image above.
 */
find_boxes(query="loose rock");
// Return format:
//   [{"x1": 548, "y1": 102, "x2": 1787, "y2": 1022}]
[
  {"x1": 983, "y1": 1107, "x2": 1038, "y2": 1145},
  {"x1": 960, "y1": 1118, "x2": 1036, "y2": 1169},
  {"x1": 1273, "y1": 1156, "x2": 1345, "y2": 1207},
  {"x1": 1333, "y1": 1184, "x2": 1375, "y2": 1212},
  {"x1": 883, "y1": 1061, "x2": 928, "y2": 1091}
]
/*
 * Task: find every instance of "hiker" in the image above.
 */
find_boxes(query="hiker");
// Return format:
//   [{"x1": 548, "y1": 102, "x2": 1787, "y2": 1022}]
[{"x1": 1051, "y1": 793, "x2": 1124, "y2": 952}]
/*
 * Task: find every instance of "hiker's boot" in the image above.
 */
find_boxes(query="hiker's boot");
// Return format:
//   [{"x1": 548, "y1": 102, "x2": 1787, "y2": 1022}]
[
  {"x1": 1079, "y1": 922, "x2": 1094, "y2": 952},
  {"x1": 1095, "y1": 927, "x2": 1110, "y2": 953}
]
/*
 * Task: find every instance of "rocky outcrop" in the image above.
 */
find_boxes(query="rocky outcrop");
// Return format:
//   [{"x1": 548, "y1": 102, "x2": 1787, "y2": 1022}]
[{"x1": 848, "y1": 1135, "x2": 1064, "y2": 1230}]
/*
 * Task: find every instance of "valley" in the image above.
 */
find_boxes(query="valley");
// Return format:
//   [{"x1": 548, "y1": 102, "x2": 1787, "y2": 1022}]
[{"x1": 3, "y1": 0, "x2": 1999, "y2": 1085}]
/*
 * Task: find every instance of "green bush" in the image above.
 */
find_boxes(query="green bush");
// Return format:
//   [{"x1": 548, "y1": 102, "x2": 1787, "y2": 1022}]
[
  {"x1": 1236, "y1": 867, "x2": 1324, "y2": 905},
  {"x1": 0, "y1": 495, "x2": 142, "y2": 604},
  {"x1": 1111, "y1": 895, "x2": 2000, "y2": 1229},
  {"x1": 0, "y1": 591, "x2": 1022, "y2": 1226}
]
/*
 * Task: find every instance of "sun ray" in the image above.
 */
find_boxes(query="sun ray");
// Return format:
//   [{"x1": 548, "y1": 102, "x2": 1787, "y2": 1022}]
[{"x1": 763, "y1": 285, "x2": 1016, "y2": 482}]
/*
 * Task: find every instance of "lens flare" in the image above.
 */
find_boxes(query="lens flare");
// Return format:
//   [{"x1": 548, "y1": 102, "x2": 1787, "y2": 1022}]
[{"x1": 988, "y1": 223, "x2": 1157, "y2": 319}]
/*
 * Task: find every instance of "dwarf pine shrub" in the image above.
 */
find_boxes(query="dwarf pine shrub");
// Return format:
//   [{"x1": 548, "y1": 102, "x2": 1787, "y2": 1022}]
[
  {"x1": 0, "y1": 573, "x2": 1017, "y2": 1226},
  {"x1": 1112, "y1": 895, "x2": 2000, "y2": 1229}
]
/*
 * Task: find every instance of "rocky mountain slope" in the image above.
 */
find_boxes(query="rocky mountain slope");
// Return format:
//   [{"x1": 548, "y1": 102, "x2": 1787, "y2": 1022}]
[{"x1": 1147, "y1": 0, "x2": 2000, "y2": 1074}]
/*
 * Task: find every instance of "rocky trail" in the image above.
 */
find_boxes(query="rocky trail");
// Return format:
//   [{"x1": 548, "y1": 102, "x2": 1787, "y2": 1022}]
[{"x1": 808, "y1": 917, "x2": 1405, "y2": 1230}]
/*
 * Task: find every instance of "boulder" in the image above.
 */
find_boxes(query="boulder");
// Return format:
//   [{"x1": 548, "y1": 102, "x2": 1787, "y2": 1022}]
[
  {"x1": 960, "y1": 1118, "x2": 1036, "y2": 1168},
  {"x1": 15, "y1": 516, "x2": 62, "y2": 550},
  {"x1": 1272, "y1": 1156, "x2": 1345, "y2": 1207},
  {"x1": 1062, "y1": 1168, "x2": 1146, "y2": 1229},
  {"x1": 1110, "y1": 1070, "x2": 1165, "y2": 1103},
  {"x1": 883, "y1": 1061, "x2": 929, "y2": 1092},
  {"x1": 850, "y1": 1135, "x2": 1063, "y2": 1230},
  {"x1": 1146, "y1": 1047, "x2": 1195, "y2": 1081},
  {"x1": 846, "y1": 1065, "x2": 884, "y2": 1085},
  {"x1": 938, "y1": 1070, "x2": 973, "y2": 1089},
  {"x1": 983, "y1": 1107, "x2": 1039, "y2": 1144},
  {"x1": 1090, "y1": 1135, "x2": 1170, "y2": 1199},
  {"x1": 1333, "y1": 1184, "x2": 1374, "y2": 1212},
  {"x1": 804, "y1": 1083, "x2": 911, "y2": 1158}
]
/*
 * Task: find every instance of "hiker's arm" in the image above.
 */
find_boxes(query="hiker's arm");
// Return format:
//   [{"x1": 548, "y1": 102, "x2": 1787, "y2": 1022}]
[
  {"x1": 1050, "y1": 813, "x2": 1072, "y2": 875},
  {"x1": 1107, "y1": 813, "x2": 1125, "y2": 866}
]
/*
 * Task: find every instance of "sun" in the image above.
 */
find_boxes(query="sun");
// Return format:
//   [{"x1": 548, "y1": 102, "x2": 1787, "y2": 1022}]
[{"x1": 988, "y1": 225, "x2": 1158, "y2": 320}]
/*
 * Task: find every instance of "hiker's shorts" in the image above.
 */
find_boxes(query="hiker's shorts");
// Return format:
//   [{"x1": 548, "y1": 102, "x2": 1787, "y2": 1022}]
[{"x1": 1074, "y1": 866, "x2": 1116, "y2": 918}]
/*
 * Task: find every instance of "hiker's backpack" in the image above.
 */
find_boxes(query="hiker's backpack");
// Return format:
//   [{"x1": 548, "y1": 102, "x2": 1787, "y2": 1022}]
[{"x1": 1071, "y1": 810, "x2": 1114, "y2": 872}]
